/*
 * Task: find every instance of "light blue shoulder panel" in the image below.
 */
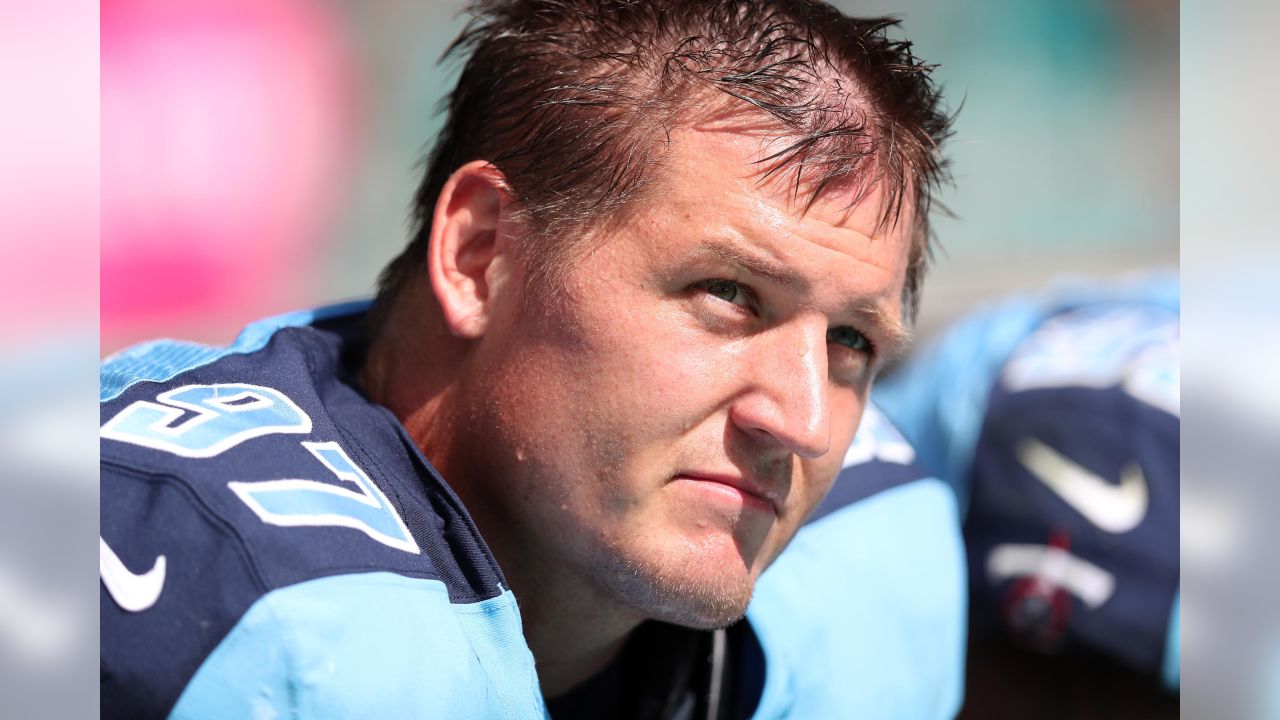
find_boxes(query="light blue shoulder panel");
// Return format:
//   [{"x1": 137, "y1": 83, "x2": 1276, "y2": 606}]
[
  {"x1": 169, "y1": 572, "x2": 547, "y2": 719},
  {"x1": 748, "y1": 478, "x2": 967, "y2": 720},
  {"x1": 100, "y1": 300, "x2": 372, "y2": 403}
]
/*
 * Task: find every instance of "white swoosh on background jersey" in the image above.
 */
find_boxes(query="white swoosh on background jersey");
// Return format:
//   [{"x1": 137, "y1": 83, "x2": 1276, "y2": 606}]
[
  {"x1": 100, "y1": 537, "x2": 166, "y2": 612},
  {"x1": 1016, "y1": 438, "x2": 1148, "y2": 534}
]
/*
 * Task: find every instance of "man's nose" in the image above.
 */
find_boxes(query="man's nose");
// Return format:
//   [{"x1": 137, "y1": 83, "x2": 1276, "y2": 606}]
[{"x1": 729, "y1": 321, "x2": 831, "y2": 460}]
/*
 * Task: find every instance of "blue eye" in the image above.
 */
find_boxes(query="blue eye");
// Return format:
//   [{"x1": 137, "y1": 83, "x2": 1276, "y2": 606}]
[
  {"x1": 828, "y1": 326, "x2": 872, "y2": 353},
  {"x1": 700, "y1": 279, "x2": 754, "y2": 310}
]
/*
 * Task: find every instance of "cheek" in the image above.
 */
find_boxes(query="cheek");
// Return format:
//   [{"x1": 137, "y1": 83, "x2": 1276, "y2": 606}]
[
  {"x1": 637, "y1": 347, "x2": 723, "y2": 417},
  {"x1": 576, "y1": 301, "x2": 730, "y2": 432},
  {"x1": 487, "y1": 311, "x2": 705, "y2": 490}
]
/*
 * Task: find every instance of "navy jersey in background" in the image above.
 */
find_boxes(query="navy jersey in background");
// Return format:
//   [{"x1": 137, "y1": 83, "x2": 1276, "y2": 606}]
[{"x1": 875, "y1": 272, "x2": 1179, "y2": 695}]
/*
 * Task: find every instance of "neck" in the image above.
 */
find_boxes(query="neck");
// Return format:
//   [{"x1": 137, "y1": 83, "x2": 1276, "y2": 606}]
[
  {"x1": 363, "y1": 292, "x2": 643, "y2": 698},
  {"x1": 362, "y1": 286, "x2": 467, "y2": 462},
  {"x1": 479, "y1": 513, "x2": 644, "y2": 697},
  {"x1": 522, "y1": 584, "x2": 638, "y2": 697}
]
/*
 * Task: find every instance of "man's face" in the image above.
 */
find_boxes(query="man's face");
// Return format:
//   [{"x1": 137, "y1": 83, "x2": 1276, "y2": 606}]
[{"x1": 465, "y1": 127, "x2": 913, "y2": 628}]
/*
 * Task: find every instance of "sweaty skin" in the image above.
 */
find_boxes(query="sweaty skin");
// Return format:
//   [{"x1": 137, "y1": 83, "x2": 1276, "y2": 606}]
[{"x1": 365, "y1": 126, "x2": 913, "y2": 696}]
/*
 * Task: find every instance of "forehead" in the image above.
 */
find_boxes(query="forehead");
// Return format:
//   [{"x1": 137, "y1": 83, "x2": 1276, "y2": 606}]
[
  {"x1": 656, "y1": 126, "x2": 908, "y2": 245},
  {"x1": 631, "y1": 126, "x2": 914, "y2": 312}
]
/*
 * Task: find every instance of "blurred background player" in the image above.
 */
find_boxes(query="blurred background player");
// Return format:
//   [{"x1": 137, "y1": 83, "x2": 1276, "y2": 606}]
[{"x1": 876, "y1": 272, "x2": 1179, "y2": 718}]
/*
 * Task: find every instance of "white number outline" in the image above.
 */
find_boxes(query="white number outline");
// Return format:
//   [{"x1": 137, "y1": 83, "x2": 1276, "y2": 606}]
[
  {"x1": 101, "y1": 384, "x2": 312, "y2": 458},
  {"x1": 228, "y1": 441, "x2": 421, "y2": 554},
  {"x1": 104, "y1": 383, "x2": 418, "y2": 554}
]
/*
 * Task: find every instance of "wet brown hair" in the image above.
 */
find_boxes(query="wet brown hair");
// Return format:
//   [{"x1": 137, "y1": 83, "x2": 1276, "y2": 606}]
[{"x1": 374, "y1": 0, "x2": 953, "y2": 325}]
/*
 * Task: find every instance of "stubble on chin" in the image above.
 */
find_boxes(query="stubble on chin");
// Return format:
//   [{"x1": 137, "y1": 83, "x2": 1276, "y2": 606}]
[{"x1": 588, "y1": 532, "x2": 761, "y2": 631}]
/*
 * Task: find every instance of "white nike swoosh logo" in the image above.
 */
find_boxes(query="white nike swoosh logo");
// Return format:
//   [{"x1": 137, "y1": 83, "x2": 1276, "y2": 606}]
[
  {"x1": 987, "y1": 543, "x2": 1116, "y2": 609},
  {"x1": 99, "y1": 537, "x2": 166, "y2": 612},
  {"x1": 1016, "y1": 438, "x2": 1148, "y2": 534}
]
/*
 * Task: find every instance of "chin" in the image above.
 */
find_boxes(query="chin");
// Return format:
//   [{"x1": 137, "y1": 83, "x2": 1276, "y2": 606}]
[{"x1": 597, "y1": 535, "x2": 761, "y2": 630}]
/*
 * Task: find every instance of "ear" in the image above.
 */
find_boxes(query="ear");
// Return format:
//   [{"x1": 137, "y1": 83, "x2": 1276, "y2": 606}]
[{"x1": 428, "y1": 160, "x2": 514, "y2": 338}]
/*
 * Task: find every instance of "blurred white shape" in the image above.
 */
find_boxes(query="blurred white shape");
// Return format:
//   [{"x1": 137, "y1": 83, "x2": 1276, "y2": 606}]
[
  {"x1": 1186, "y1": 315, "x2": 1280, "y2": 429},
  {"x1": 0, "y1": 559, "x2": 75, "y2": 667},
  {"x1": 1, "y1": 389, "x2": 97, "y2": 485},
  {"x1": 842, "y1": 404, "x2": 916, "y2": 467},
  {"x1": 1181, "y1": 483, "x2": 1240, "y2": 572},
  {"x1": 987, "y1": 543, "x2": 1116, "y2": 609},
  {"x1": 1002, "y1": 306, "x2": 1180, "y2": 417},
  {"x1": 252, "y1": 696, "x2": 280, "y2": 720}
]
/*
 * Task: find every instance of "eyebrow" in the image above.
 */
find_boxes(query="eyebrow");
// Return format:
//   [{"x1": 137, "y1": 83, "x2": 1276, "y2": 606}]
[
  {"x1": 853, "y1": 300, "x2": 913, "y2": 362},
  {"x1": 689, "y1": 240, "x2": 913, "y2": 356},
  {"x1": 695, "y1": 241, "x2": 803, "y2": 290}
]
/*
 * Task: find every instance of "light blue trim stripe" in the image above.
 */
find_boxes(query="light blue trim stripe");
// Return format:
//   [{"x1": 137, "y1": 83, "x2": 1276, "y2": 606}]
[
  {"x1": 1162, "y1": 590, "x2": 1180, "y2": 690},
  {"x1": 169, "y1": 572, "x2": 547, "y2": 719},
  {"x1": 100, "y1": 300, "x2": 372, "y2": 403}
]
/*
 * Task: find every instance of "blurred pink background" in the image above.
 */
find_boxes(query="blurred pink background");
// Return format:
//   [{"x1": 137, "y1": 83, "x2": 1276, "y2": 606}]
[{"x1": 101, "y1": 0, "x2": 358, "y2": 351}]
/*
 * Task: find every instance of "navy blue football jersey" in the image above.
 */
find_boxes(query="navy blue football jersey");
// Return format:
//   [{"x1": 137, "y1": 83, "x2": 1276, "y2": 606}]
[
  {"x1": 875, "y1": 272, "x2": 1180, "y2": 690},
  {"x1": 101, "y1": 303, "x2": 544, "y2": 718},
  {"x1": 101, "y1": 302, "x2": 965, "y2": 719}
]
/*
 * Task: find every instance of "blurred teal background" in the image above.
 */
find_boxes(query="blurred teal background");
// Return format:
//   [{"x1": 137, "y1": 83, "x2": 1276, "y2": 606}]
[{"x1": 100, "y1": 0, "x2": 1177, "y2": 352}]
